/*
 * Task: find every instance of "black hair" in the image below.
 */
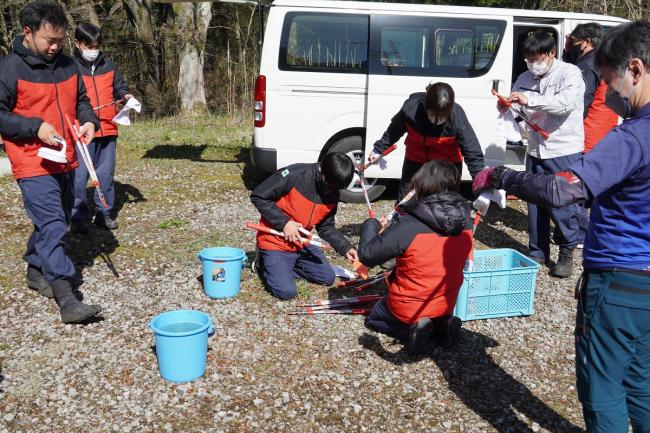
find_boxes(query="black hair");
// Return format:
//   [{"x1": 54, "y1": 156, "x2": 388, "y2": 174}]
[
  {"x1": 424, "y1": 82, "x2": 454, "y2": 118},
  {"x1": 595, "y1": 20, "x2": 650, "y2": 74},
  {"x1": 75, "y1": 22, "x2": 103, "y2": 46},
  {"x1": 523, "y1": 31, "x2": 556, "y2": 57},
  {"x1": 20, "y1": 0, "x2": 68, "y2": 32},
  {"x1": 409, "y1": 160, "x2": 460, "y2": 198},
  {"x1": 320, "y1": 152, "x2": 354, "y2": 190},
  {"x1": 570, "y1": 22, "x2": 603, "y2": 48}
]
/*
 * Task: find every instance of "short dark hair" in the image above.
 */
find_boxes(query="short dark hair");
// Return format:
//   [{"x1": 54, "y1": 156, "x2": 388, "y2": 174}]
[
  {"x1": 320, "y1": 152, "x2": 354, "y2": 190},
  {"x1": 409, "y1": 160, "x2": 460, "y2": 198},
  {"x1": 20, "y1": 0, "x2": 68, "y2": 32},
  {"x1": 523, "y1": 31, "x2": 556, "y2": 57},
  {"x1": 75, "y1": 22, "x2": 103, "y2": 46},
  {"x1": 424, "y1": 82, "x2": 454, "y2": 118},
  {"x1": 570, "y1": 22, "x2": 603, "y2": 48},
  {"x1": 595, "y1": 20, "x2": 650, "y2": 74}
]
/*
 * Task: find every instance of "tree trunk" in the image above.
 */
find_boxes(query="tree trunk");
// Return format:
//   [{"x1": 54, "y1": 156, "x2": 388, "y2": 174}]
[
  {"x1": 175, "y1": 2, "x2": 211, "y2": 115},
  {"x1": 122, "y1": 0, "x2": 161, "y2": 83}
]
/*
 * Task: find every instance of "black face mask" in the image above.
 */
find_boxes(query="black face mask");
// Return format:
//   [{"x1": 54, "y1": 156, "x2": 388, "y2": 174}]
[{"x1": 562, "y1": 45, "x2": 582, "y2": 64}]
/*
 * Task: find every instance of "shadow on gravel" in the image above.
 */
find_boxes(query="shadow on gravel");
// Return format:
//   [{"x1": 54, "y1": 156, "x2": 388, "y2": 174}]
[
  {"x1": 142, "y1": 144, "x2": 268, "y2": 191},
  {"x1": 0, "y1": 366, "x2": 4, "y2": 393},
  {"x1": 474, "y1": 207, "x2": 530, "y2": 253},
  {"x1": 66, "y1": 225, "x2": 120, "y2": 281},
  {"x1": 359, "y1": 330, "x2": 582, "y2": 433},
  {"x1": 113, "y1": 181, "x2": 147, "y2": 215}
]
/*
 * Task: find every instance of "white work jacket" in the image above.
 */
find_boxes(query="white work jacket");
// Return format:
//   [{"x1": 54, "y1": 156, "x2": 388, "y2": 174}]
[{"x1": 512, "y1": 59, "x2": 585, "y2": 159}]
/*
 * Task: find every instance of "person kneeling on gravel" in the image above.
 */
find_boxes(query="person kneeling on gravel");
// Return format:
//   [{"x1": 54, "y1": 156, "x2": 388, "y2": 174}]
[
  {"x1": 0, "y1": 1, "x2": 102, "y2": 324},
  {"x1": 358, "y1": 161, "x2": 472, "y2": 355},
  {"x1": 250, "y1": 152, "x2": 359, "y2": 300}
]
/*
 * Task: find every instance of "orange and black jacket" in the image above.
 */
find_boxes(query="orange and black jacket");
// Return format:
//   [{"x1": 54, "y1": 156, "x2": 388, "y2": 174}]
[
  {"x1": 373, "y1": 93, "x2": 485, "y2": 178},
  {"x1": 250, "y1": 163, "x2": 353, "y2": 256},
  {"x1": 73, "y1": 49, "x2": 129, "y2": 138},
  {"x1": 358, "y1": 192, "x2": 473, "y2": 324},
  {"x1": 0, "y1": 36, "x2": 98, "y2": 179}
]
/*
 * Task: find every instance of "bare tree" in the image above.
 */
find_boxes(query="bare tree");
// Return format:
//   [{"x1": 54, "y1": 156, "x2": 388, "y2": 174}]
[{"x1": 174, "y1": 1, "x2": 212, "y2": 114}]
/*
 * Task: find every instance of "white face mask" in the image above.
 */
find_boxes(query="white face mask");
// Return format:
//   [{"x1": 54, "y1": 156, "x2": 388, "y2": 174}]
[
  {"x1": 427, "y1": 115, "x2": 446, "y2": 126},
  {"x1": 81, "y1": 49, "x2": 100, "y2": 62},
  {"x1": 526, "y1": 58, "x2": 551, "y2": 76}
]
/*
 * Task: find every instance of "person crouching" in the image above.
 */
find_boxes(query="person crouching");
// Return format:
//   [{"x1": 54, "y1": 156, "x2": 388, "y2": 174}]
[
  {"x1": 359, "y1": 160, "x2": 473, "y2": 355},
  {"x1": 250, "y1": 152, "x2": 359, "y2": 300}
]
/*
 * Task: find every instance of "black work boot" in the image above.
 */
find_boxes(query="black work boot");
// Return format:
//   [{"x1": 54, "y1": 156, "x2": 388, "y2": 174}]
[
  {"x1": 406, "y1": 317, "x2": 434, "y2": 355},
  {"x1": 51, "y1": 279, "x2": 102, "y2": 324},
  {"x1": 94, "y1": 213, "x2": 118, "y2": 230},
  {"x1": 26, "y1": 265, "x2": 53, "y2": 298},
  {"x1": 380, "y1": 258, "x2": 396, "y2": 270},
  {"x1": 433, "y1": 316, "x2": 462, "y2": 347},
  {"x1": 70, "y1": 220, "x2": 89, "y2": 235},
  {"x1": 551, "y1": 247, "x2": 574, "y2": 278}
]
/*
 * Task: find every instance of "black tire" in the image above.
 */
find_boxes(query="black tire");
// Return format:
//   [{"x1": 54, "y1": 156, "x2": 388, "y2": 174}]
[{"x1": 327, "y1": 135, "x2": 388, "y2": 203}]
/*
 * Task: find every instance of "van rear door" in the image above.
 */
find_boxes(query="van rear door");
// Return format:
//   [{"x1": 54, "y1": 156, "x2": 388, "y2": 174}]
[{"x1": 363, "y1": 12, "x2": 513, "y2": 180}]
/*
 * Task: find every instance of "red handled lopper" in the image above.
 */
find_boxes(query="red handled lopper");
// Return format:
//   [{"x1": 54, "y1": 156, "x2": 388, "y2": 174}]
[{"x1": 65, "y1": 115, "x2": 109, "y2": 208}]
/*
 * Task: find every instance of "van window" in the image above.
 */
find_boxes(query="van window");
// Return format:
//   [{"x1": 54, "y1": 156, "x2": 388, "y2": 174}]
[
  {"x1": 279, "y1": 13, "x2": 369, "y2": 73},
  {"x1": 370, "y1": 15, "x2": 506, "y2": 78}
]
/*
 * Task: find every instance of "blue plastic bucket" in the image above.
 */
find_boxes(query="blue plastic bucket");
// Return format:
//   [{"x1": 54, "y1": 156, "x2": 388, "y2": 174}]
[
  {"x1": 197, "y1": 247, "x2": 247, "y2": 298},
  {"x1": 149, "y1": 310, "x2": 214, "y2": 382}
]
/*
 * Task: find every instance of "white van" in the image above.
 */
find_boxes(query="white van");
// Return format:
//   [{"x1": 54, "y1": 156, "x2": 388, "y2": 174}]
[{"x1": 251, "y1": 0, "x2": 626, "y2": 202}]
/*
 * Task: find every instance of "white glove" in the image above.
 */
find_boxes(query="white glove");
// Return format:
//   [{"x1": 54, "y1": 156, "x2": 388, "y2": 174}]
[{"x1": 369, "y1": 150, "x2": 388, "y2": 170}]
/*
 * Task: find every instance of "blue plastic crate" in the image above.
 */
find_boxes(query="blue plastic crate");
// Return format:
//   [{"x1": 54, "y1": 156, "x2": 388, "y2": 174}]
[{"x1": 453, "y1": 248, "x2": 540, "y2": 321}]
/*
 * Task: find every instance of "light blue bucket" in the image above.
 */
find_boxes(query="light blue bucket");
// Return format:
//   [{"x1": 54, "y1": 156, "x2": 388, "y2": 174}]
[
  {"x1": 197, "y1": 247, "x2": 247, "y2": 298},
  {"x1": 149, "y1": 310, "x2": 214, "y2": 382}
]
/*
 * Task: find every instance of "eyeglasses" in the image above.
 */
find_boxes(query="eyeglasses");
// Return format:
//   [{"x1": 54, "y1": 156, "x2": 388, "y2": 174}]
[{"x1": 525, "y1": 54, "x2": 549, "y2": 63}]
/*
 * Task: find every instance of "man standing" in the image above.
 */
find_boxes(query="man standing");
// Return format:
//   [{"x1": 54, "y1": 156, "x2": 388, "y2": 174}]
[
  {"x1": 0, "y1": 1, "x2": 102, "y2": 323},
  {"x1": 502, "y1": 31, "x2": 585, "y2": 278}
]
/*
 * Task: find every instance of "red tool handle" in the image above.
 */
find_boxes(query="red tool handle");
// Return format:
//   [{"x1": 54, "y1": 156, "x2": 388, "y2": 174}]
[
  {"x1": 491, "y1": 89, "x2": 551, "y2": 139},
  {"x1": 491, "y1": 88, "x2": 511, "y2": 107},
  {"x1": 245, "y1": 221, "x2": 281, "y2": 236},
  {"x1": 360, "y1": 144, "x2": 397, "y2": 171}
]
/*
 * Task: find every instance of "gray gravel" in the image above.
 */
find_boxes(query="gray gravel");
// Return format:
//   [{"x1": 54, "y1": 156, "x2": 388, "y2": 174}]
[{"x1": 0, "y1": 150, "x2": 587, "y2": 433}]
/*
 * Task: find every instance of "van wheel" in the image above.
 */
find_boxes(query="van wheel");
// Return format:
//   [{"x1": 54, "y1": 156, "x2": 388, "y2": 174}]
[{"x1": 327, "y1": 136, "x2": 388, "y2": 204}]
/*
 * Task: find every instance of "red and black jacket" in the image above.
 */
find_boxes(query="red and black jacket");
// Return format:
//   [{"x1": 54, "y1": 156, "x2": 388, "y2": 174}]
[
  {"x1": 73, "y1": 49, "x2": 129, "y2": 138},
  {"x1": 373, "y1": 93, "x2": 485, "y2": 178},
  {"x1": 358, "y1": 192, "x2": 473, "y2": 324},
  {"x1": 250, "y1": 163, "x2": 353, "y2": 256},
  {"x1": 0, "y1": 36, "x2": 98, "y2": 179},
  {"x1": 575, "y1": 51, "x2": 618, "y2": 153}
]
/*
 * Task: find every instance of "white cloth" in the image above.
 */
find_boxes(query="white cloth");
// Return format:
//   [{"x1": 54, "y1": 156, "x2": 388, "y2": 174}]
[
  {"x1": 512, "y1": 59, "x2": 584, "y2": 159},
  {"x1": 112, "y1": 97, "x2": 142, "y2": 126},
  {"x1": 473, "y1": 188, "x2": 506, "y2": 216},
  {"x1": 369, "y1": 150, "x2": 388, "y2": 170},
  {"x1": 331, "y1": 264, "x2": 356, "y2": 280},
  {"x1": 497, "y1": 109, "x2": 522, "y2": 143}
]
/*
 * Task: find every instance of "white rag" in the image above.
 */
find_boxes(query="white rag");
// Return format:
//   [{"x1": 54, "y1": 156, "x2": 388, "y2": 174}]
[
  {"x1": 112, "y1": 97, "x2": 142, "y2": 126},
  {"x1": 497, "y1": 109, "x2": 523, "y2": 143},
  {"x1": 473, "y1": 188, "x2": 507, "y2": 216}
]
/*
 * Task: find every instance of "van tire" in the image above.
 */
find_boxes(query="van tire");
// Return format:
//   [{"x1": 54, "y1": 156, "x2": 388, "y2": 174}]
[{"x1": 327, "y1": 135, "x2": 388, "y2": 204}]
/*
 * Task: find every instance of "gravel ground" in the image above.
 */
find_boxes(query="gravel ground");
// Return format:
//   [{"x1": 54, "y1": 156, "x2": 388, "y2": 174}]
[{"x1": 0, "y1": 118, "x2": 587, "y2": 433}]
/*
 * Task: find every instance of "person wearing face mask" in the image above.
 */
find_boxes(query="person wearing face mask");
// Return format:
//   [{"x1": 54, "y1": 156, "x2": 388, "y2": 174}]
[
  {"x1": 473, "y1": 21, "x2": 650, "y2": 433},
  {"x1": 563, "y1": 23, "x2": 619, "y2": 153},
  {"x1": 70, "y1": 23, "x2": 133, "y2": 234},
  {"x1": 371, "y1": 82, "x2": 485, "y2": 203},
  {"x1": 0, "y1": 1, "x2": 102, "y2": 324},
  {"x1": 250, "y1": 152, "x2": 359, "y2": 300},
  {"x1": 500, "y1": 31, "x2": 586, "y2": 278}
]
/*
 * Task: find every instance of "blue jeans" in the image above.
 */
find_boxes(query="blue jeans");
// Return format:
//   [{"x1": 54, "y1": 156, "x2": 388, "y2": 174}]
[
  {"x1": 72, "y1": 136, "x2": 117, "y2": 220},
  {"x1": 526, "y1": 153, "x2": 582, "y2": 260},
  {"x1": 576, "y1": 270, "x2": 650, "y2": 433},
  {"x1": 17, "y1": 173, "x2": 77, "y2": 282},
  {"x1": 257, "y1": 245, "x2": 336, "y2": 300}
]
